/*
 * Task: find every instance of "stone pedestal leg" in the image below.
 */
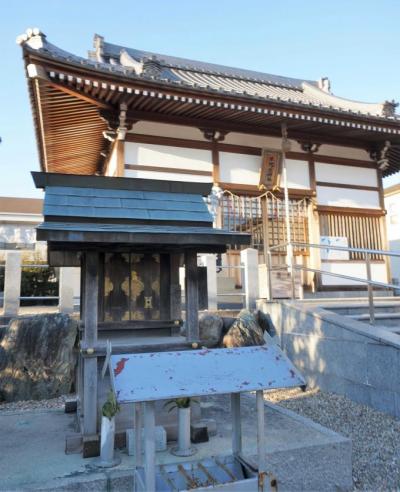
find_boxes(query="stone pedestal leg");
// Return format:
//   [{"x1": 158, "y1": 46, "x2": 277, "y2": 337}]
[
  {"x1": 201, "y1": 254, "x2": 217, "y2": 311},
  {"x1": 241, "y1": 248, "x2": 259, "y2": 311},
  {"x1": 3, "y1": 250, "x2": 22, "y2": 317},
  {"x1": 59, "y1": 267, "x2": 74, "y2": 314}
]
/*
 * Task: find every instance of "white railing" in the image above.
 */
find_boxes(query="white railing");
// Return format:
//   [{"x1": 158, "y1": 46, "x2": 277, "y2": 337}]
[{"x1": 267, "y1": 242, "x2": 400, "y2": 324}]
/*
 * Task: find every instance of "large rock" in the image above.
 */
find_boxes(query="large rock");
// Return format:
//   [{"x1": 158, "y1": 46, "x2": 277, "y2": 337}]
[
  {"x1": 222, "y1": 309, "x2": 265, "y2": 348},
  {"x1": 199, "y1": 313, "x2": 223, "y2": 346},
  {"x1": 0, "y1": 313, "x2": 78, "y2": 402}
]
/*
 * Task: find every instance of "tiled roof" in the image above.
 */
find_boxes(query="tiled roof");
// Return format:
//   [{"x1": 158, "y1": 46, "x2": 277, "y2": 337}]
[{"x1": 17, "y1": 29, "x2": 398, "y2": 120}]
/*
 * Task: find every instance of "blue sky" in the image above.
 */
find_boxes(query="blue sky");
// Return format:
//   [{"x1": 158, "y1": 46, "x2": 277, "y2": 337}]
[{"x1": 1, "y1": 0, "x2": 400, "y2": 198}]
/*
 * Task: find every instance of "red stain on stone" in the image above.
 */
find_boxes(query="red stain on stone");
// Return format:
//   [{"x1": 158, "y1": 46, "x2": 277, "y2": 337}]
[{"x1": 114, "y1": 358, "x2": 129, "y2": 377}]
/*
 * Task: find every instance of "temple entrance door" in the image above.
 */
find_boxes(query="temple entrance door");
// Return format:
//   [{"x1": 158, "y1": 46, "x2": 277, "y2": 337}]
[{"x1": 103, "y1": 253, "x2": 161, "y2": 323}]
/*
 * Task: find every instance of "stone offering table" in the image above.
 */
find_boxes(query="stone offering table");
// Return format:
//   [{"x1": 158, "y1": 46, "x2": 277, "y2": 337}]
[{"x1": 110, "y1": 345, "x2": 305, "y2": 492}]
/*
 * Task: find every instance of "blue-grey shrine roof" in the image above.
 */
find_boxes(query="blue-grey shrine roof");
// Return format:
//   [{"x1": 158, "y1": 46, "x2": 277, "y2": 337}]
[
  {"x1": 43, "y1": 186, "x2": 213, "y2": 224},
  {"x1": 33, "y1": 172, "x2": 250, "y2": 249}
]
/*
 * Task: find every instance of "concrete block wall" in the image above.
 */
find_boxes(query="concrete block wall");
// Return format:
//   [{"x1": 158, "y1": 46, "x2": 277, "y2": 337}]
[{"x1": 260, "y1": 300, "x2": 400, "y2": 418}]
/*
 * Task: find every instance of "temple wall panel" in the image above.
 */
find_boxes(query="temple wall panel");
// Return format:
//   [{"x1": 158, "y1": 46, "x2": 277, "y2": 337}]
[
  {"x1": 124, "y1": 141, "x2": 213, "y2": 182},
  {"x1": 315, "y1": 162, "x2": 378, "y2": 187},
  {"x1": 129, "y1": 122, "x2": 205, "y2": 141},
  {"x1": 281, "y1": 159, "x2": 310, "y2": 189},
  {"x1": 318, "y1": 144, "x2": 370, "y2": 160},
  {"x1": 316, "y1": 186, "x2": 380, "y2": 209},
  {"x1": 223, "y1": 132, "x2": 304, "y2": 152},
  {"x1": 219, "y1": 152, "x2": 260, "y2": 184}
]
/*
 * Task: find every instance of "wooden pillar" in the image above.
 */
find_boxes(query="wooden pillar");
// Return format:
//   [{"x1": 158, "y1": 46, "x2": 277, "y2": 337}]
[
  {"x1": 212, "y1": 140, "x2": 220, "y2": 185},
  {"x1": 184, "y1": 250, "x2": 199, "y2": 342},
  {"x1": 83, "y1": 251, "x2": 99, "y2": 436},
  {"x1": 160, "y1": 254, "x2": 171, "y2": 320},
  {"x1": 170, "y1": 253, "x2": 182, "y2": 320}
]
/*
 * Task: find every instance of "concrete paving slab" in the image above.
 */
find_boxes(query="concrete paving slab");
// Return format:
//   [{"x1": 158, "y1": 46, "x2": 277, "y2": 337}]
[{"x1": 0, "y1": 394, "x2": 352, "y2": 491}]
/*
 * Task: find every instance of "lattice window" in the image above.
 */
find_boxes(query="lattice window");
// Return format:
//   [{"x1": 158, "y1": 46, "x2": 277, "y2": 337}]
[
  {"x1": 218, "y1": 191, "x2": 309, "y2": 255},
  {"x1": 319, "y1": 212, "x2": 384, "y2": 260}
]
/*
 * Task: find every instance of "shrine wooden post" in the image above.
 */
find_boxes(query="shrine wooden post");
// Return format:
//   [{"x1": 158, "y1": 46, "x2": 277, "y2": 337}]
[
  {"x1": 185, "y1": 249, "x2": 199, "y2": 342},
  {"x1": 83, "y1": 251, "x2": 99, "y2": 436}
]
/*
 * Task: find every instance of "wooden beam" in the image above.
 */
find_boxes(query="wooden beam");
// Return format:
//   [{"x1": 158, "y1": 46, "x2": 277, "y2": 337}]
[
  {"x1": 316, "y1": 205, "x2": 385, "y2": 216},
  {"x1": 316, "y1": 181, "x2": 379, "y2": 192},
  {"x1": 47, "y1": 79, "x2": 111, "y2": 109}
]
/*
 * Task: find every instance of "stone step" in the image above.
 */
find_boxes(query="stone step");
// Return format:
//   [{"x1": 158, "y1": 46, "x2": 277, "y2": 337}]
[
  {"x1": 348, "y1": 312, "x2": 400, "y2": 320},
  {"x1": 329, "y1": 304, "x2": 400, "y2": 315}
]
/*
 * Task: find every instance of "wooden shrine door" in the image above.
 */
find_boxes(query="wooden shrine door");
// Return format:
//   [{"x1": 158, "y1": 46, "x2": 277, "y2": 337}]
[{"x1": 103, "y1": 253, "x2": 162, "y2": 322}]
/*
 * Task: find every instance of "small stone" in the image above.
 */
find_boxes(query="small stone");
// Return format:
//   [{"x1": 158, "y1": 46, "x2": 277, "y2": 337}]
[
  {"x1": 64, "y1": 399, "x2": 77, "y2": 414},
  {"x1": 190, "y1": 423, "x2": 209, "y2": 443},
  {"x1": 199, "y1": 313, "x2": 223, "y2": 346},
  {"x1": 82, "y1": 434, "x2": 100, "y2": 458}
]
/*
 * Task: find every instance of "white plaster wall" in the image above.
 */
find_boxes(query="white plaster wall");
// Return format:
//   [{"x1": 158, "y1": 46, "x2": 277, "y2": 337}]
[
  {"x1": 125, "y1": 142, "x2": 212, "y2": 171},
  {"x1": 223, "y1": 132, "x2": 303, "y2": 152},
  {"x1": 384, "y1": 192, "x2": 400, "y2": 282},
  {"x1": 317, "y1": 186, "x2": 380, "y2": 209},
  {"x1": 219, "y1": 152, "x2": 261, "y2": 185},
  {"x1": 385, "y1": 193, "x2": 400, "y2": 241},
  {"x1": 128, "y1": 123, "x2": 371, "y2": 161},
  {"x1": 129, "y1": 122, "x2": 205, "y2": 140},
  {"x1": 315, "y1": 162, "x2": 378, "y2": 187},
  {"x1": 318, "y1": 144, "x2": 370, "y2": 160},
  {"x1": 281, "y1": 159, "x2": 310, "y2": 189},
  {"x1": 124, "y1": 168, "x2": 212, "y2": 182},
  {"x1": 321, "y1": 261, "x2": 387, "y2": 286}
]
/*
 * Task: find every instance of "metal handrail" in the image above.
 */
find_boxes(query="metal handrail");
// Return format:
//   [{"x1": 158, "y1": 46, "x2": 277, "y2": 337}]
[
  {"x1": 266, "y1": 242, "x2": 400, "y2": 325},
  {"x1": 269, "y1": 241, "x2": 400, "y2": 258}
]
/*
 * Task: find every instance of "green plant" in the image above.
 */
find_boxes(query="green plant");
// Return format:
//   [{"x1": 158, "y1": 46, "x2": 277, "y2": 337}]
[
  {"x1": 163, "y1": 397, "x2": 198, "y2": 412},
  {"x1": 102, "y1": 391, "x2": 120, "y2": 420}
]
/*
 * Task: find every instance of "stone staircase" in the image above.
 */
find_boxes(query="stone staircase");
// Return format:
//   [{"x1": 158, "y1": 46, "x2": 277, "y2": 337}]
[{"x1": 302, "y1": 297, "x2": 400, "y2": 334}]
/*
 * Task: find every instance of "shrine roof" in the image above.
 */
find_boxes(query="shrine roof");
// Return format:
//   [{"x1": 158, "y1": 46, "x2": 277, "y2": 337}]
[{"x1": 33, "y1": 172, "x2": 250, "y2": 249}]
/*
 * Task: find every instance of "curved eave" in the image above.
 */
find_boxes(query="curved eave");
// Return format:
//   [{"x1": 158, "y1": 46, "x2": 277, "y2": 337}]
[
  {"x1": 22, "y1": 46, "x2": 400, "y2": 177},
  {"x1": 23, "y1": 50, "x2": 109, "y2": 174},
  {"x1": 23, "y1": 45, "x2": 400, "y2": 127}
]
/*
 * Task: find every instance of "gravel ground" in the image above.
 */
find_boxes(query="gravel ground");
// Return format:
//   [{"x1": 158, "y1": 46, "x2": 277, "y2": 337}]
[
  {"x1": 1, "y1": 389, "x2": 398, "y2": 490},
  {"x1": 0, "y1": 394, "x2": 69, "y2": 412},
  {"x1": 264, "y1": 388, "x2": 400, "y2": 491}
]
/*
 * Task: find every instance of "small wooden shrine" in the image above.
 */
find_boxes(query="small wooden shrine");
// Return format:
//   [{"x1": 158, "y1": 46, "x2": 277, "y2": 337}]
[{"x1": 32, "y1": 171, "x2": 250, "y2": 440}]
